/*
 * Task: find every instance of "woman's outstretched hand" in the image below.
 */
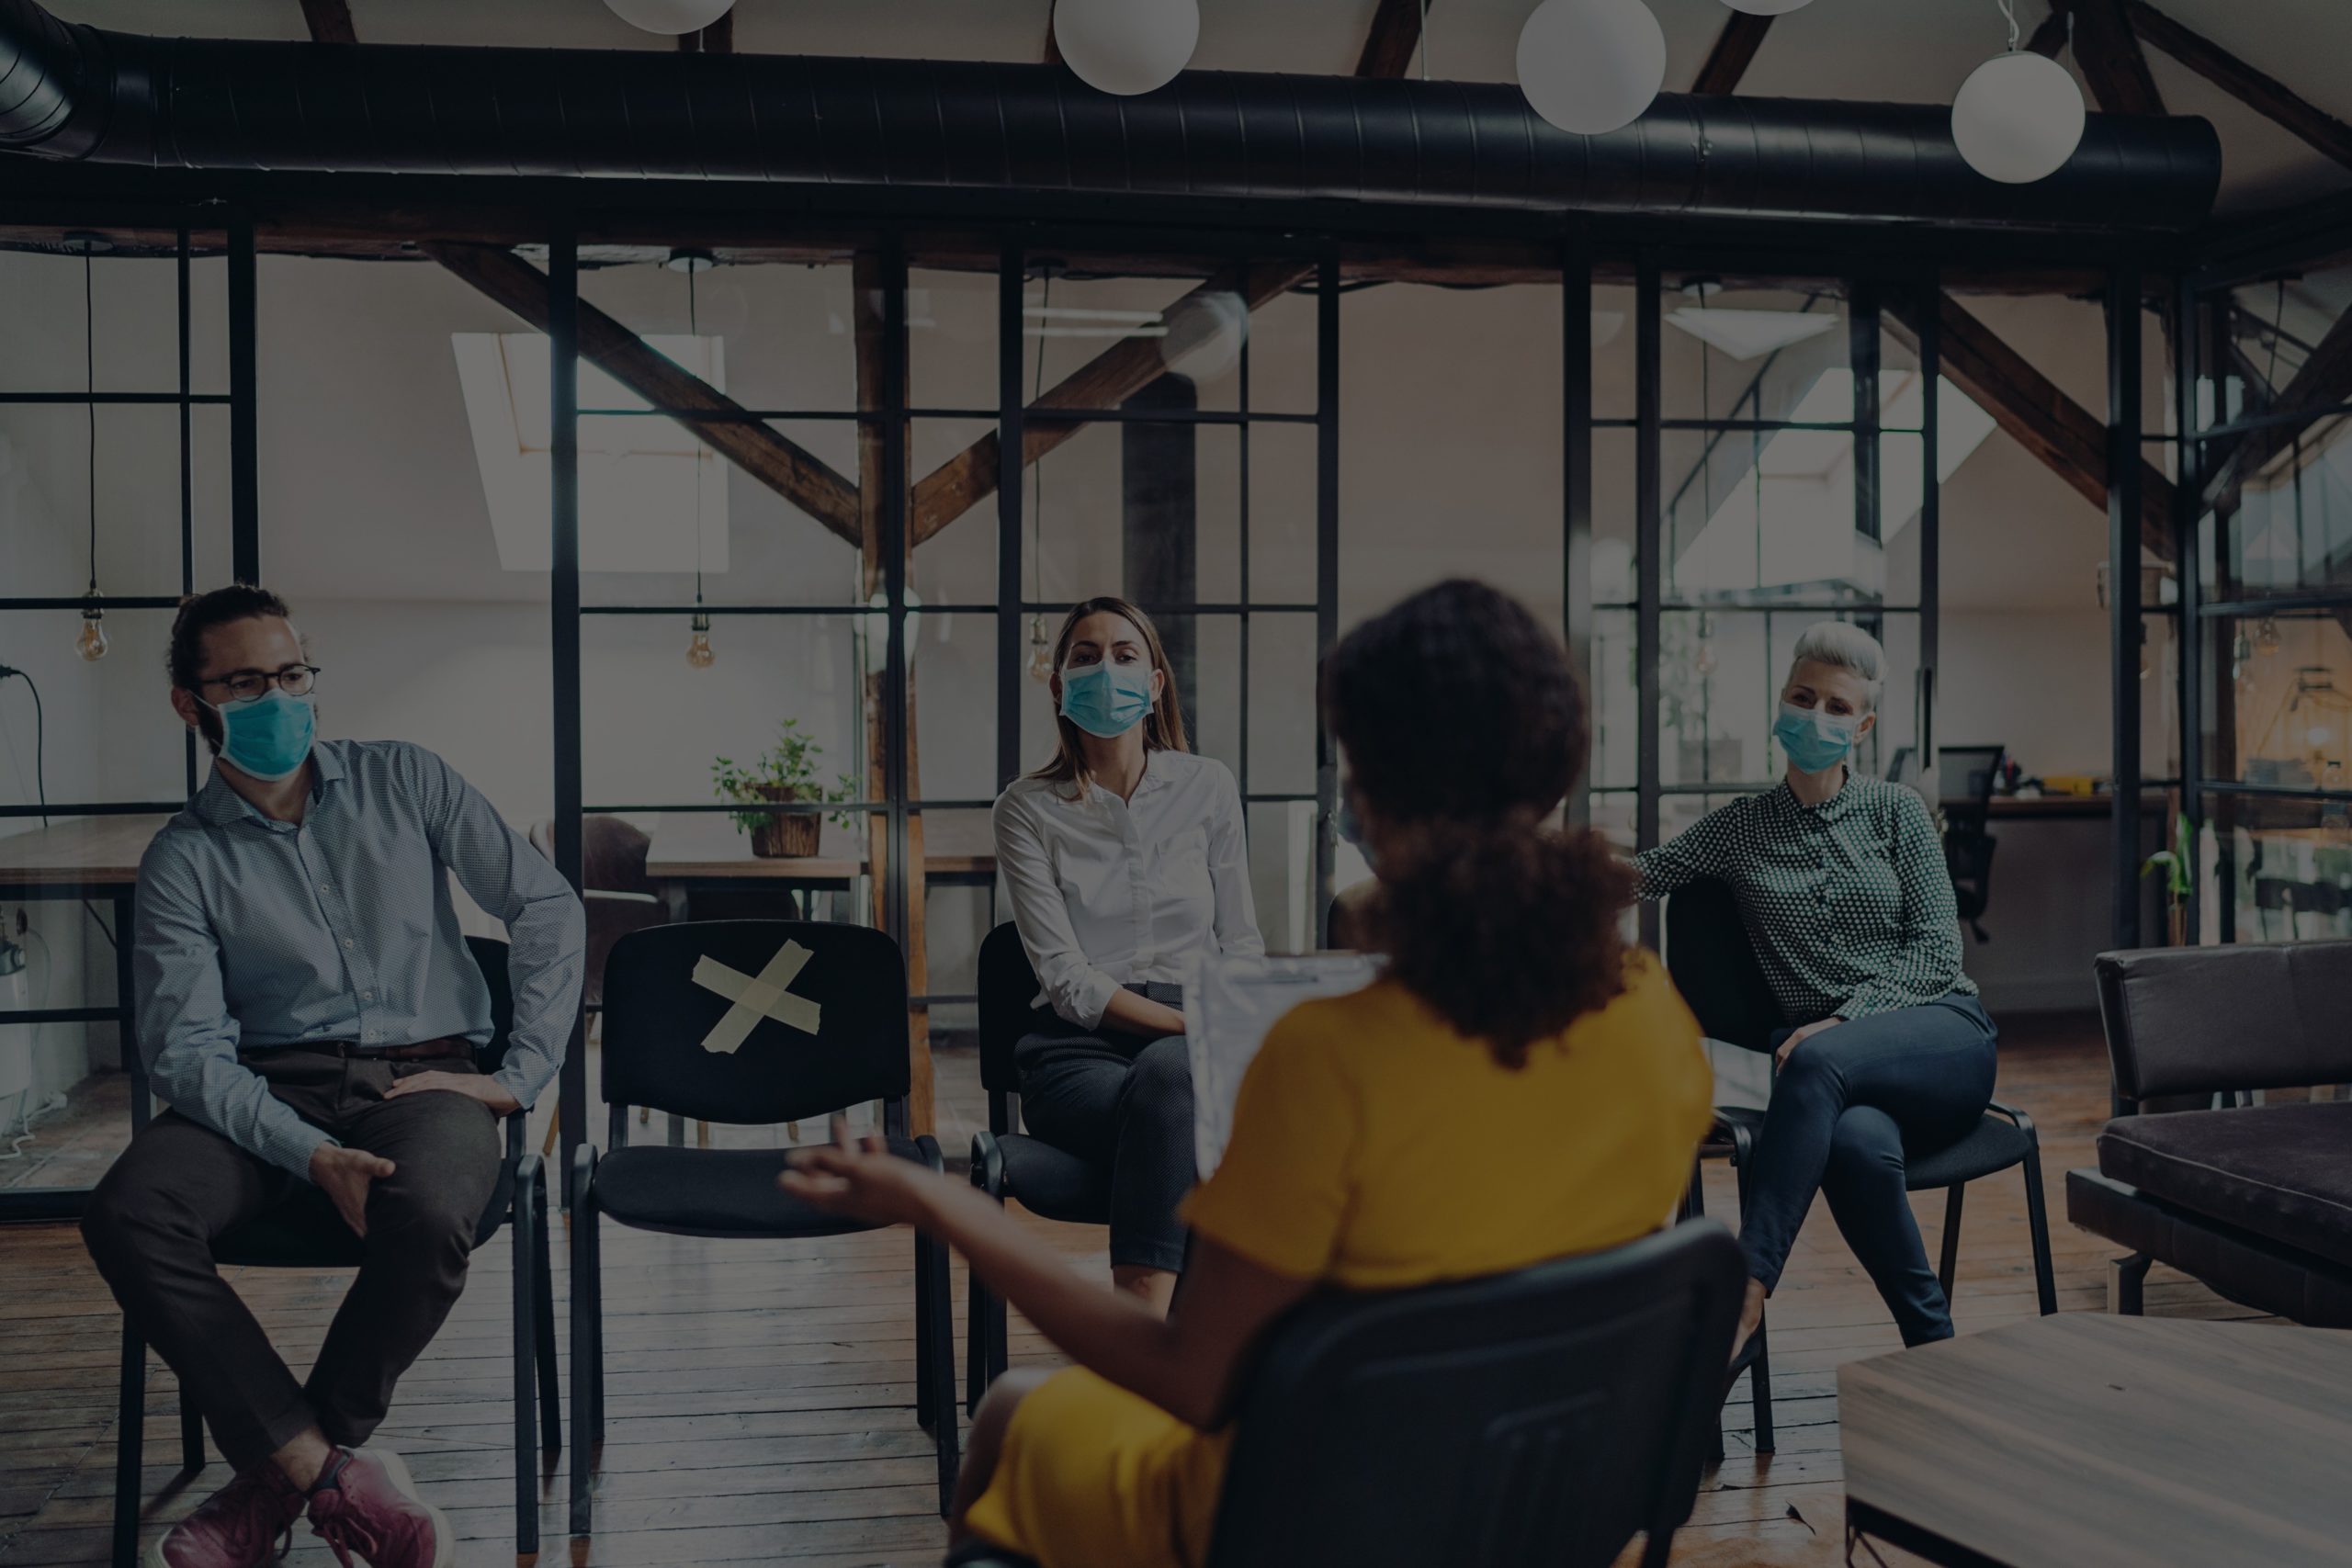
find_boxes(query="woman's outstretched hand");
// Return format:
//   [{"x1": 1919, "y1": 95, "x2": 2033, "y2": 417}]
[{"x1": 779, "y1": 1115, "x2": 940, "y2": 1228}]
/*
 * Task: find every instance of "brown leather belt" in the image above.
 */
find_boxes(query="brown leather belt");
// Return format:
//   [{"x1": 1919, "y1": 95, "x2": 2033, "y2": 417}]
[{"x1": 241, "y1": 1036, "x2": 473, "y2": 1064}]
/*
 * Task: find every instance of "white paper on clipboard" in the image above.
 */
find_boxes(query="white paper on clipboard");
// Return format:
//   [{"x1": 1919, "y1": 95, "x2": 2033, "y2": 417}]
[{"x1": 1183, "y1": 952, "x2": 1382, "y2": 1179}]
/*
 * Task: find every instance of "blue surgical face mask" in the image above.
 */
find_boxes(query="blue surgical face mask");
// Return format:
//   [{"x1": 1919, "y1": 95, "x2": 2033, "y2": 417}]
[
  {"x1": 203, "y1": 688, "x2": 316, "y2": 783},
  {"x1": 1059, "y1": 659, "x2": 1156, "y2": 739},
  {"x1": 1773, "y1": 700, "x2": 1859, "y2": 776}
]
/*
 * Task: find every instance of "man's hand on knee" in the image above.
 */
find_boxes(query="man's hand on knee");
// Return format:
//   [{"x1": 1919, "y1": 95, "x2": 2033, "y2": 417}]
[
  {"x1": 382, "y1": 1070, "x2": 520, "y2": 1116},
  {"x1": 311, "y1": 1145, "x2": 397, "y2": 1236}
]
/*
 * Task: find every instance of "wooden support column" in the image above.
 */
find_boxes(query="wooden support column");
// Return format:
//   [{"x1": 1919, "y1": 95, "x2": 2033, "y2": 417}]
[
  {"x1": 297, "y1": 0, "x2": 356, "y2": 44},
  {"x1": 1691, "y1": 13, "x2": 1772, "y2": 96},
  {"x1": 854, "y1": 254, "x2": 933, "y2": 1135},
  {"x1": 1354, "y1": 0, "x2": 1430, "y2": 79},
  {"x1": 2126, "y1": 1, "x2": 2352, "y2": 172}
]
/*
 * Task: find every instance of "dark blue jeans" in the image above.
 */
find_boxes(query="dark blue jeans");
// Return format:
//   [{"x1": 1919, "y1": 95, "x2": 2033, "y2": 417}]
[{"x1": 1739, "y1": 994, "x2": 1998, "y2": 1347}]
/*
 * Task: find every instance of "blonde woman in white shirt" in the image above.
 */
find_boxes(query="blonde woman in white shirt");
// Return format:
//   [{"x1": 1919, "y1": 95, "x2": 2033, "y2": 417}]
[{"x1": 992, "y1": 596, "x2": 1263, "y2": 1311}]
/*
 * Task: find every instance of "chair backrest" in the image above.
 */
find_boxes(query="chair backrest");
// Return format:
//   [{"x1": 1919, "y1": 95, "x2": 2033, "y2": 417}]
[
  {"x1": 1663, "y1": 878, "x2": 1781, "y2": 1053},
  {"x1": 462, "y1": 933, "x2": 516, "y2": 1076},
  {"x1": 528, "y1": 814, "x2": 656, "y2": 897},
  {"x1": 1937, "y1": 745, "x2": 2005, "y2": 820},
  {"x1": 1206, "y1": 1222, "x2": 1746, "y2": 1568},
  {"x1": 601, "y1": 919, "x2": 910, "y2": 1126},
  {"x1": 978, "y1": 922, "x2": 1042, "y2": 1097},
  {"x1": 1944, "y1": 826, "x2": 1997, "y2": 908},
  {"x1": 2096, "y1": 941, "x2": 2352, "y2": 1107}
]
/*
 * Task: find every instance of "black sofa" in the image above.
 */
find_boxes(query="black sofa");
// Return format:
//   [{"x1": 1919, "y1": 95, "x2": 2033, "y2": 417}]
[{"x1": 2067, "y1": 941, "x2": 2352, "y2": 1324}]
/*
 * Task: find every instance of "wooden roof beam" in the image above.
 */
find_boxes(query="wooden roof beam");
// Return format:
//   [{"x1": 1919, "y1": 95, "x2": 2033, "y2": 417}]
[
  {"x1": 423, "y1": 242, "x2": 863, "y2": 547},
  {"x1": 298, "y1": 0, "x2": 356, "y2": 44},
  {"x1": 2125, "y1": 1, "x2": 2352, "y2": 173},
  {"x1": 2068, "y1": 0, "x2": 2165, "y2": 118},
  {"x1": 1355, "y1": 0, "x2": 1430, "y2": 80},
  {"x1": 1690, "y1": 13, "x2": 1772, "y2": 96},
  {"x1": 1885, "y1": 292, "x2": 2174, "y2": 560},
  {"x1": 910, "y1": 260, "x2": 1311, "y2": 543},
  {"x1": 2203, "y1": 304, "x2": 2352, "y2": 511}
]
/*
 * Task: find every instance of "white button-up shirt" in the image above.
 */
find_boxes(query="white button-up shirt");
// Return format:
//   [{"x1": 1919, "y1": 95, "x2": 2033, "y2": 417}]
[{"x1": 992, "y1": 750, "x2": 1264, "y2": 1030}]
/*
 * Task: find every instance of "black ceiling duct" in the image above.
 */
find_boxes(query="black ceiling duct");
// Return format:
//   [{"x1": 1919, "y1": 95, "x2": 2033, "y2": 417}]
[{"x1": 0, "y1": 0, "x2": 2221, "y2": 231}]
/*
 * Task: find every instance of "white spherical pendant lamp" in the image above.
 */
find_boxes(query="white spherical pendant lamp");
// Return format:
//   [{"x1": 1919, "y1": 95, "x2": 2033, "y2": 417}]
[
  {"x1": 1721, "y1": 0, "x2": 1813, "y2": 13},
  {"x1": 1053, "y1": 0, "x2": 1201, "y2": 96},
  {"x1": 1517, "y1": 0, "x2": 1667, "y2": 138},
  {"x1": 1951, "y1": 50, "x2": 2086, "y2": 183},
  {"x1": 604, "y1": 0, "x2": 734, "y2": 35}
]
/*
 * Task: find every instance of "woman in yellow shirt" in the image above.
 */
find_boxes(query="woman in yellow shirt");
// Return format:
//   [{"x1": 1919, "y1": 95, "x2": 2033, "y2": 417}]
[{"x1": 784, "y1": 579, "x2": 1714, "y2": 1568}]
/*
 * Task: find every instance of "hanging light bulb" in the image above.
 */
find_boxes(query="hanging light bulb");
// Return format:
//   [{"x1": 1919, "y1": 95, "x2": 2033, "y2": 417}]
[
  {"x1": 676, "y1": 250, "x2": 718, "y2": 670},
  {"x1": 1951, "y1": 0, "x2": 2085, "y2": 185},
  {"x1": 1517, "y1": 0, "x2": 1666, "y2": 137},
  {"x1": 686, "y1": 608, "x2": 716, "y2": 670},
  {"x1": 76, "y1": 594, "x2": 108, "y2": 662},
  {"x1": 1025, "y1": 615, "x2": 1056, "y2": 683},
  {"x1": 2256, "y1": 615, "x2": 2283, "y2": 657}
]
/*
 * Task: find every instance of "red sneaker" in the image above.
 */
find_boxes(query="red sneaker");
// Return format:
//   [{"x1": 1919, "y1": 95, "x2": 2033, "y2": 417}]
[
  {"x1": 304, "y1": 1448, "x2": 452, "y2": 1568},
  {"x1": 144, "y1": 1462, "x2": 303, "y2": 1568}
]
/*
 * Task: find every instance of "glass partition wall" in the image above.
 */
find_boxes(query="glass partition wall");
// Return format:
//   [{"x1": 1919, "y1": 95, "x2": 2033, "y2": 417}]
[{"x1": 2185, "y1": 242, "x2": 2352, "y2": 946}]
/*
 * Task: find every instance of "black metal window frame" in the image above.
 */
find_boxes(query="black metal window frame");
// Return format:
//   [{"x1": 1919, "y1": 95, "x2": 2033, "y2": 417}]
[
  {"x1": 0, "y1": 209, "x2": 257, "y2": 1222},
  {"x1": 2177, "y1": 238, "x2": 2352, "y2": 948}
]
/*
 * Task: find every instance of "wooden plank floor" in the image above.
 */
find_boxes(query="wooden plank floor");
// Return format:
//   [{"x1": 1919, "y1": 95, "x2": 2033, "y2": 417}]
[{"x1": 0, "y1": 1014, "x2": 2272, "y2": 1567}]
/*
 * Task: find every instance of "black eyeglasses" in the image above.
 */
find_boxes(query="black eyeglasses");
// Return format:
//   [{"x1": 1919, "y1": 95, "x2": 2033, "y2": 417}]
[{"x1": 200, "y1": 665, "x2": 320, "y2": 704}]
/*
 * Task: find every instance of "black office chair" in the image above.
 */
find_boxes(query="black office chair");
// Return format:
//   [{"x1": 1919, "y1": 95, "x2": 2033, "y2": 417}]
[
  {"x1": 1946, "y1": 825, "x2": 1998, "y2": 944},
  {"x1": 1662, "y1": 878, "x2": 2058, "y2": 1458},
  {"x1": 1938, "y1": 745, "x2": 2005, "y2": 942},
  {"x1": 569, "y1": 919, "x2": 958, "y2": 1531},
  {"x1": 966, "y1": 922, "x2": 1113, "y2": 1413},
  {"x1": 947, "y1": 1221, "x2": 1747, "y2": 1568},
  {"x1": 108, "y1": 935, "x2": 560, "y2": 1568}
]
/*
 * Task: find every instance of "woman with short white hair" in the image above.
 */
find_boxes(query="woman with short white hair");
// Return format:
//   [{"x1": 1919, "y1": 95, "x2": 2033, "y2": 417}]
[{"x1": 1634, "y1": 620, "x2": 1994, "y2": 1370}]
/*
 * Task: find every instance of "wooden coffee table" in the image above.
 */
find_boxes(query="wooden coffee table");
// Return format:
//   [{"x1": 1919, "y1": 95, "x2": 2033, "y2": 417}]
[{"x1": 1839, "y1": 1314, "x2": 2352, "y2": 1566}]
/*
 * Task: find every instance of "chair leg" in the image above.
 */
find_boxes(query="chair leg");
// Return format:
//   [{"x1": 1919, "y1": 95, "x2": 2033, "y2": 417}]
[
  {"x1": 534, "y1": 1179, "x2": 562, "y2": 1459},
  {"x1": 1747, "y1": 1315, "x2": 1773, "y2": 1455},
  {"x1": 2109, "y1": 1252, "x2": 2152, "y2": 1316},
  {"x1": 114, "y1": 1322, "x2": 144, "y2": 1568},
  {"x1": 927, "y1": 1233, "x2": 961, "y2": 1517},
  {"x1": 178, "y1": 1386, "x2": 203, "y2": 1472},
  {"x1": 2021, "y1": 1145, "x2": 2058, "y2": 1317},
  {"x1": 512, "y1": 1170, "x2": 540, "y2": 1560},
  {"x1": 914, "y1": 1227, "x2": 936, "y2": 1433},
  {"x1": 1936, "y1": 1183, "x2": 1966, "y2": 1308},
  {"x1": 570, "y1": 1160, "x2": 600, "y2": 1539},
  {"x1": 988, "y1": 1280, "x2": 1009, "y2": 1387},
  {"x1": 966, "y1": 1267, "x2": 988, "y2": 1418}
]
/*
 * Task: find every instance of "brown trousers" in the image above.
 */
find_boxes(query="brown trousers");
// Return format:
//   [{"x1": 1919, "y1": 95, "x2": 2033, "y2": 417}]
[{"x1": 81, "y1": 1048, "x2": 502, "y2": 1472}]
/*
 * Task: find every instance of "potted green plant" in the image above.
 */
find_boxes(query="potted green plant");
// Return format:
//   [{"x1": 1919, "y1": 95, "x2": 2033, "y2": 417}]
[
  {"x1": 712, "y1": 719, "x2": 857, "y2": 859},
  {"x1": 2140, "y1": 813, "x2": 2196, "y2": 948}
]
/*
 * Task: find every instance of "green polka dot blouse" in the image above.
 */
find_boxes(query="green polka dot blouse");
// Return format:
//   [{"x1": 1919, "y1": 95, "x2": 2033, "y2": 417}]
[{"x1": 1633, "y1": 773, "x2": 1978, "y2": 1025}]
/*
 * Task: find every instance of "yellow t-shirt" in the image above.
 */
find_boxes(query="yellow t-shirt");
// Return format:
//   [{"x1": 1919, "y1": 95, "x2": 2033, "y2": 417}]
[
  {"x1": 964, "y1": 952, "x2": 1714, "y2": 1568},
  {"x1": 1183, "y1": 950, "x2": 1714, "y2": 1287}
]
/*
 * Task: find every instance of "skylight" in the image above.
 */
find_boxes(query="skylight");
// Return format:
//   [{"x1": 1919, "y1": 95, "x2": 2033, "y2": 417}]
[
  {"x1": 1667, "y1": 307, "x2": 1841, "y2": 361},
  {"x1": 1671, "y1": 369, "x2": 1997, "y2": 597},
  {"x1": 452, "y1": 333, "x2": 729, "y2": 575}
]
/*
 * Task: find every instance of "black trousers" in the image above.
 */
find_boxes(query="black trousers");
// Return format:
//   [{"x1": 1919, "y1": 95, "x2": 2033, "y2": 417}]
[
  {"x1": 1013, "y1": 983, "x2": 1193, "y2": 1274},
  {"x1": 1739, "y1": 994, "x2": 1999, "y2": 1347},
  {"x1": 81, "y1": 1048, "x2": 502, "y2": 1472}
]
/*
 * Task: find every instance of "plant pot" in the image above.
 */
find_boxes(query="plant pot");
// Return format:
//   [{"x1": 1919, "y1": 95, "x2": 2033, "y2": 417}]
[
  {"x1": 2167, "y1": 901, "x2": 2188, "y2": 949},
  {"x1": 743, "y1": 785, "x2": 820, "y2": 859}
]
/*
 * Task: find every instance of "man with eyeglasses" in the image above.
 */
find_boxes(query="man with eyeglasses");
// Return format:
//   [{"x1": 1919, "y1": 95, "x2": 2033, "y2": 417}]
[{"x1": 80, "y1": 583, "x2": 583, "y2": 1568}]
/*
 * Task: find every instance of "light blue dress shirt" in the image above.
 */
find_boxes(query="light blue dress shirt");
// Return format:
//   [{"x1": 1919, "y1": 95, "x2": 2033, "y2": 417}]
[{"x1": 132, "y1": 738, "x2": 585, "y2": 1179}]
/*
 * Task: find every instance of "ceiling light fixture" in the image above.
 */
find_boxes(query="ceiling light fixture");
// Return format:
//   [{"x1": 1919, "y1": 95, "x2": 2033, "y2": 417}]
[
  {"x1": 1722, "y1": 0, "x2": 1812, "y2": 13},
  {"x1": 1951, "y1": 0, "x2": 2085, "y2": 184},
  {"x1": 1053, "y1": 0, "x2": 1200, "y2": 96},
  {"x1": 604, "y1": 0, "x2": 734, "y2": 36},
  {"x1": 673, "y1": 248, "x2": 718, "y2": 669},
  {"x1": 71, "y1": 232, "x2": 109, "y2": 662},
  {"x1": 1517, "y1": 0, "x2": 1665, "y2": 137}
]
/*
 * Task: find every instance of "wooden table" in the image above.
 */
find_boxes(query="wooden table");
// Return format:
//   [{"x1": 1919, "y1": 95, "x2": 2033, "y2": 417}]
[
  {"x1": 643, "y1": 811, "x2": 996, "y2": 919},
  {"x1": 0, "y1": 816, "x2": 170, "y2": 1218},
  {"x1": 1839, "y1": 1314, "x2": 2352, "y2": 1567},
  {"x1": 1940, "y1": 793, "x2": 2167, "y2": 821}
]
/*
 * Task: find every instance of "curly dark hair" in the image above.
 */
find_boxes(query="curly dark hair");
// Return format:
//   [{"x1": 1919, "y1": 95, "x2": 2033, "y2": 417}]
[
  {"x1": 167, "y1": 583, "x2": 291, "y2": 691},
  {"x1": 1322, "y1": 580, "x2": 1632, "y2": 1068}
]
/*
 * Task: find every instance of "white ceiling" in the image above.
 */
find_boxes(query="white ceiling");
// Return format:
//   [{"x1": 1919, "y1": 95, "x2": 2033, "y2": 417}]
[{"x1": 43, "y1": 0, "x2": 2352, "y2": 214}]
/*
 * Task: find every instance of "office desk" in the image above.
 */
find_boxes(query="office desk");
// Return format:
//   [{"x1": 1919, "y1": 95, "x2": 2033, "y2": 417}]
[
  {"x1": 0, "y1": 815, "x2": 167, "y2": 1220},
  {"x1": 1941, "y1": 793, "x2": 2168, "y2": 822}
]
